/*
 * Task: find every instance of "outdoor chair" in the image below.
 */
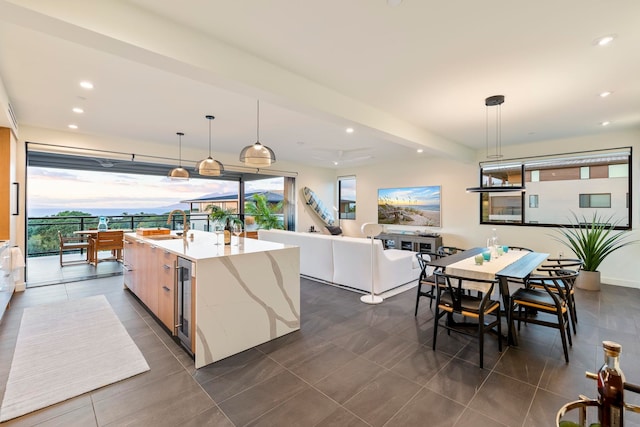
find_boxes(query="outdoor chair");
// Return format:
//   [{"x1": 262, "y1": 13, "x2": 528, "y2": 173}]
[
  {"x1": 89, "y1": 230, "x2": 124, "y2": 266},
  {"x1": 58, "y1": 231, "x2": 90, "y2": 266}
]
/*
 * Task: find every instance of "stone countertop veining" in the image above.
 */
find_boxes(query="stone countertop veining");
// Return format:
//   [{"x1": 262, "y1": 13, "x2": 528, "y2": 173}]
[{"x1": 124, "y1": 229, "x2": 294, "y2": 262}]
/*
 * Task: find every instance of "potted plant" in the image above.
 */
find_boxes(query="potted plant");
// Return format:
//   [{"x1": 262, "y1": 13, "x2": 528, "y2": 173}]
[
  {"x1": 552, "y1": 212, "x2": 637, "y2": 291},
  {"x1": 206, "y1": 205, "x2": 242, "y2": 227}
]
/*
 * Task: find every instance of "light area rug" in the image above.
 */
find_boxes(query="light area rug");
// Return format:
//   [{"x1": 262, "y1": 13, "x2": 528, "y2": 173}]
[{"x1": 0, "y1": 295, "x2": 149, "y2": 422}]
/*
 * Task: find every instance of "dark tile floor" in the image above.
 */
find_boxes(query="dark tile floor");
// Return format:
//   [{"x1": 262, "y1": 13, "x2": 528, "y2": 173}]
[{"x1": 1, "y1": 276, "x2": 640, "y2": 426}]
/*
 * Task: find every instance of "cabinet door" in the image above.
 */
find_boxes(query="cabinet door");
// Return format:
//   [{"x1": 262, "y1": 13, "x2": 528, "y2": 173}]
[
  {"x1": 143, "y1": 244, "x2": 160, "y2": 314},
  {"x1": 158, "y1": 250, "x2": 176, "y2": 332},
  {"x1": 123, "y1": 236, "x2": 140, "y2": 295}
]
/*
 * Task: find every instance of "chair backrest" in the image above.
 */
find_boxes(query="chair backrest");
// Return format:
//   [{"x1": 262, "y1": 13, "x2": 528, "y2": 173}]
[
  {"x1": 541, "y1": 258, "x2": 584, "y2": 273},
  {"x1": 94, "y1": 230, "x2": 124, "y2": 251},
  {"x1": 416, "y1": 252, "x2": 435, "y2": 280},
  {"x1": 437, "y1": 246, "x2": 464, "y2": 256},
  {"x1": 434, "y1": 271, "x2": 498, "y2": 311},
  {"x1": 527, "y1": 269, "x2": 579, "y2": 304},
  {"x1": 508, "y1": 246, "x2": 533, "y2": 252}
]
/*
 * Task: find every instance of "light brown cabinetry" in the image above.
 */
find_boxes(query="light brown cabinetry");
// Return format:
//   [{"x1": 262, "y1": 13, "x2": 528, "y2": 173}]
[
  {"x1": 157, "y1": 249, "x2": 177, "y2": 331},
  {"x1": 124, "y1": 235, "x2": 176, "y2": 333},
  {"x1": 0, "y1": 127, "x2": 16, "y2": 241}
]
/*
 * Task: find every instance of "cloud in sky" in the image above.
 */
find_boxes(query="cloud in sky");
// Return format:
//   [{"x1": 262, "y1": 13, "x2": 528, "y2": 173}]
[{"x1": 27, "y1": 167, "x2": 279, "y2": 209}]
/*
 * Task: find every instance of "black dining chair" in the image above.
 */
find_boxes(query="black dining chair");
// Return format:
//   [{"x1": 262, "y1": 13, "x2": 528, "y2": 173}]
[
  {"x1": 414, "y1": 251, "x2": 441, "y2": 315},
  {"x1": 436, "y1": 246, "x2": 465, "y2": 257},
  {"x1": 507, "y1": 246, "x2": 534, "y2": 252},
  {"x1": 432, "y1": 271, "x2": 502, "y2": 368},
  {"x1": 509, "y1": 269, "x2": 579, "y2": 363},
  {"x1": 529, "y1": 258, "x2": 583, "y2": 334}
]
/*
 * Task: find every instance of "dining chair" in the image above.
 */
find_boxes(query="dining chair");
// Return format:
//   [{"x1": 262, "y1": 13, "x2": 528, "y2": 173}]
[
  {"x1": 90, "y1": 230, "x2": 124, "y2": 266},
  {"x1": 414, "y1": 251, "x2": 440, "y2": 315},
  {"x1": 432, "y1": 271, "x2": 502, "y2": 368},
  {"x1": 58, "y1": 231, "x2": 91, "y2": 266},
  {"x1": 529, "y1": 258, "x2": 583, "y2": 334},
  {"x1": 507, "y1": 246, "x2": 534, "y2": 252},
  {"x1": 436, "y1": 246, "x2": 465, "y2": 257},
  {"x1": 509, "y1": 269, "x2": 579, "y2": 363}
]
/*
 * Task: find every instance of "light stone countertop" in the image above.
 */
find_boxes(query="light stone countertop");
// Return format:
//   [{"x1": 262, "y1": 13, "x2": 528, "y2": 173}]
[{"x1": 124, "y1": 229, "x2": 294, "y2": 262}]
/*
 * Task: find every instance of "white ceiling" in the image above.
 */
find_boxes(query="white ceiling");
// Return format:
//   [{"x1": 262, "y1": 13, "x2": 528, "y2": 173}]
[{"x1": 0, "y1": 0, "x2": 639, "y2": 169}]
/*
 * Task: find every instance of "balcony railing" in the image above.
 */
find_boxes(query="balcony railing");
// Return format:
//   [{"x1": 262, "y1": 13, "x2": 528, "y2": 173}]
[{"x1": 27, "y1": 212, "x2": 282, "y2": 257}]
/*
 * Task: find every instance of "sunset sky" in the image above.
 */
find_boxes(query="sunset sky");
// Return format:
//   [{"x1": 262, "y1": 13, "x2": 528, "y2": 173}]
[{"x1": 28, "y1": 167, "x2": 283, "y2": 210}]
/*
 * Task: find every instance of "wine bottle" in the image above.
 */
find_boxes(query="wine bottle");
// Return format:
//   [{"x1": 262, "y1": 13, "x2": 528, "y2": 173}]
[
  {"x1": 224, "y1": 218, "x2": 231, "y2": 245},
  {"x1": 597, "y1": 341, "x2": 624, "y2": 427}
]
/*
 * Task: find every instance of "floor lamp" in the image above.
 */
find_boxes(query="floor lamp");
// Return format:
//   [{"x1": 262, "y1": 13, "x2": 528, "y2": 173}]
[{"x1": 360, "y1": 222, "x2": 384, "y2": 304}]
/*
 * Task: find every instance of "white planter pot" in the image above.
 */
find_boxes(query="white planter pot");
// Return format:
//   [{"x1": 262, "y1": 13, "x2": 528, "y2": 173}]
[{"x1": 575, "y1": 270, "x2": 601, "y2": 291}]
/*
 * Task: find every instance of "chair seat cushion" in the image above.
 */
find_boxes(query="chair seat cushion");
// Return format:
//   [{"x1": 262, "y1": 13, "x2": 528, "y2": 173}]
[{"x1": 512, "y1": 288, "x2": 558, "y2": 308}]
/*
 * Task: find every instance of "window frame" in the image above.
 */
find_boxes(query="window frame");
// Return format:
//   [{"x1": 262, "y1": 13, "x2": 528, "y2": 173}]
[
  {"x1": 337, "y1": 175, "x2": 356, "y2": 220},
  {"x1": 478, "y1": 147, "x2": 631, "y2": 229}
]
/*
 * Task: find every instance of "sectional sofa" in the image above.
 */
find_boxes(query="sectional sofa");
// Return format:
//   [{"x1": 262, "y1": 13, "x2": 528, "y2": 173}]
[{"x1": 258, "y1": 229, "x2": 420, "y2": 295}]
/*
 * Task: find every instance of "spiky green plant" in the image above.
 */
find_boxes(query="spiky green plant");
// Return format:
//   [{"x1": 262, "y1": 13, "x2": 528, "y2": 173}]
[{"x1": 551, "y1": 212, "x2": 637, "y2": 272}]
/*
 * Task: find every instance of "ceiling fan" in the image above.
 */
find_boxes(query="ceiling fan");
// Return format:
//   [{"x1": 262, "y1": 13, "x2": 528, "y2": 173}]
[{"x1": 309, "y1": 148, "x2": 373, "y2": 166}]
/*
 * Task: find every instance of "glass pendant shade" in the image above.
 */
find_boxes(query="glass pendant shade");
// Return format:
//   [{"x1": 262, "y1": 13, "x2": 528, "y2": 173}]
[
  {"x1": 239, "y1": 100, "x2": 276, "y2": 167},
  {"x1": 169, "y1": 132, "x2": 190, "y2": 179},
  {"x1": 197, "y1": 115, "x2": 224, "y2": 176},
  {"x1": 239, "y1": 142, "x2": 276, "y2": 167}
]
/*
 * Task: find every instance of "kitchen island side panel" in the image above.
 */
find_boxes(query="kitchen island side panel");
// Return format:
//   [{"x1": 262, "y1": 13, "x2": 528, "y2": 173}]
[{"x1": 194, "y1": 246, "x2": 300, "y2": 368}]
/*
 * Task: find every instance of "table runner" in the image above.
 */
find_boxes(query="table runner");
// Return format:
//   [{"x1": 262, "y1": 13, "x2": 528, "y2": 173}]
[{"x1": 447, "y1": 249, "x2": 529, "y2": 281}]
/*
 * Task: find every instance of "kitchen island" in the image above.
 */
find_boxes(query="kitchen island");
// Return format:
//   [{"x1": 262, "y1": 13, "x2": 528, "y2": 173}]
[{"x1": 123, "y1": 230, "x2": 300, "y2": 369}]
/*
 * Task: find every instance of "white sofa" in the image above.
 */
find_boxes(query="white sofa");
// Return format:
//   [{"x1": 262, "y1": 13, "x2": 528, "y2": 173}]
[{"x1": 258, "y1": 229, "x2": 420, "y2": 295}]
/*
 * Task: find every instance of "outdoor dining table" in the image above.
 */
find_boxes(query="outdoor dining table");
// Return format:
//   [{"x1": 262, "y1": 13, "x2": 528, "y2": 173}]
[{"x1": 428, "y1": 247, "x2": 549, "y2": 346}]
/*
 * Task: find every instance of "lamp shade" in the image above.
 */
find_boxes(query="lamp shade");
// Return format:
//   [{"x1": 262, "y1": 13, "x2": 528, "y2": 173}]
[
  {"x1": 240, "y1": 100, "x2": 276, "y2": 167},
  {"x1": 168, "y1": 132, "x2": 189, "y2": 180},
  {"x1": 196, "y1": 115, "x2": 224, "y2": 176},
  {"x1": 239, "y1": 142, "x2": 276, "y2": 167}
]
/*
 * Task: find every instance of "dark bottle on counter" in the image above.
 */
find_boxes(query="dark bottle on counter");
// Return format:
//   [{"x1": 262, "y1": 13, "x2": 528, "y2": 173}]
[
  {"x1": 224, "y1": 218, "x2": 232, "y2": 245},
  {"x1": 597, "y1": 341, "x2": 624, "y2": 427}
]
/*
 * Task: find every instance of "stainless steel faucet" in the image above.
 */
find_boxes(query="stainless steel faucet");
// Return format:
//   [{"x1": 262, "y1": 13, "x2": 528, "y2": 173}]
[{"x1": 167, "y1": 209, "x2": 189, "y2": 239}]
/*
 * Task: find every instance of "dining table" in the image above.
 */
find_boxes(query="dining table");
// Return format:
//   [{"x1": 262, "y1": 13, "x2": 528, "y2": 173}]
[{"x1": 428, "y1": 247, "x2": 549, "y2": 346}]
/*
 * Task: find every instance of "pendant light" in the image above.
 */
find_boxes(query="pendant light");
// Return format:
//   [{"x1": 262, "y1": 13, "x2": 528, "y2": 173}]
[
  {"x1": 239, "y1": 100, "x2": 276, "y2": 167},
  {"x1": 168, "y1": 132, "x2": 189, "y2": 179},
  {"x1": 196, "y1": 115, "x2": 224, "y2": 176},
  {"x1": 466, "y1": 95, "x2": 525, "y2": 193}
]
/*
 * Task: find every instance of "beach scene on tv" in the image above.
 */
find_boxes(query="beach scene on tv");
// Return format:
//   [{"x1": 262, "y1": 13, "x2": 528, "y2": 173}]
[{"x1": 378, "y1": 186, "x2": 441, "y2": 227}]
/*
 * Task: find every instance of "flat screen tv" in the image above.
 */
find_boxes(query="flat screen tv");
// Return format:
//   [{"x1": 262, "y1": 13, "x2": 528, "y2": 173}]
[{"x1": 378, "y1": 185, "x2": 441, "y2": 227}]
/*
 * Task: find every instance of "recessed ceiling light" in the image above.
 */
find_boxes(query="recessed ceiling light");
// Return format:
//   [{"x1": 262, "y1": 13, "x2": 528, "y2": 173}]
[
  {"x1": 72, "y1": 107, "x2": 84, "y2": 114},
  {"x1": 594, "y1": 35, "x2": 616, "y2": 46},
  {"x1": 333, "y1": 161, "x2": 339, "y2": 166},
  {"x1": 599, "y1": 91, "x2": 612, "y2": 98},
  {"x1": 79, "y1": 81, "x2": 94, "y2": 89},
  {"x1": 68, "y1": 124, "x2": 78, "y2": 129},
  {"x1": 600, "y1": 121, "x2": 611, "y2": 126},
  {"x1": 417, "y1": 149, "x2": 424, "y2": 153},
  {"x1": 345, "y1": 127, "x2": 354, "y2": 134}
]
